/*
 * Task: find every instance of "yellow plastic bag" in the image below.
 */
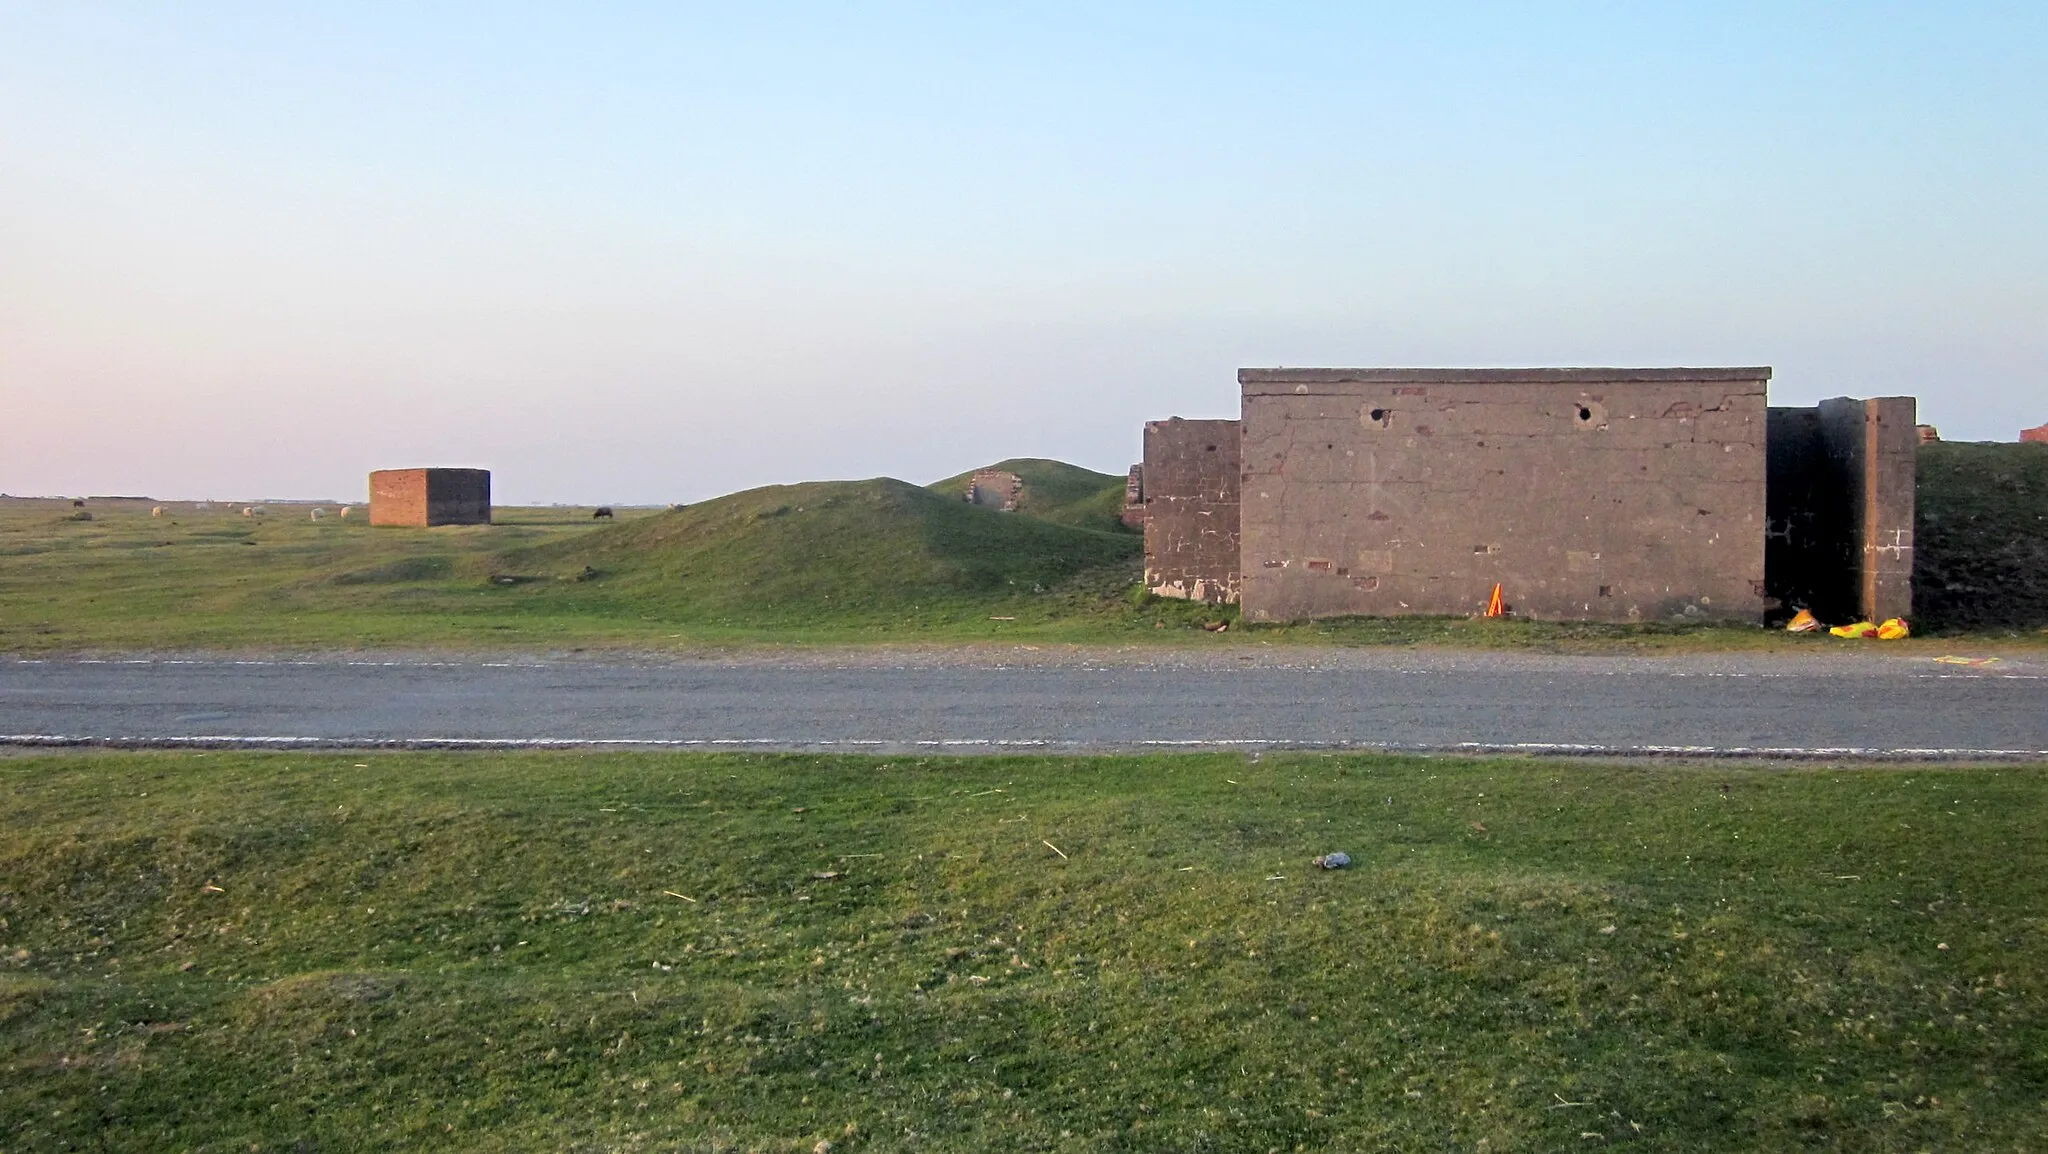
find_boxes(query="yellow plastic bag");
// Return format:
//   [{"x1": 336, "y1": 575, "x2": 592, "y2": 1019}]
[
  {"x1": 1876, "y1": 617, "x2": 1911, "y2": 640},
  {"x1": 1830, "y1": 621, "x2": 1878, "y2": 639},
  {"x1": 1785, "y1": 608, "x2": 1819, "y2": 633}
]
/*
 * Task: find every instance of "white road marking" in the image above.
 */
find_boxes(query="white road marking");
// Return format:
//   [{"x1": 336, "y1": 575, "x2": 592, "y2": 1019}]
[
  {"x1": 3, "y1": 733, "x2": 2044, "y2": 760},
  {"x1": 10, "y1": 657, "x2": 2041, "y2": 678}
]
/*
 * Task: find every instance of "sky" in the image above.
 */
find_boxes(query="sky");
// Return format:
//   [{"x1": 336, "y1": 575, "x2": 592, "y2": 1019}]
[{"x1": 3, "y1": 2, "x2": 2044, "y2": 503}]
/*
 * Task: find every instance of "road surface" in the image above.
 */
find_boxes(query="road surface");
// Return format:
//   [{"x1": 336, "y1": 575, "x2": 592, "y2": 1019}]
[{"x1": 3, "y1": 649, "x2": 2044, "y2": 758}]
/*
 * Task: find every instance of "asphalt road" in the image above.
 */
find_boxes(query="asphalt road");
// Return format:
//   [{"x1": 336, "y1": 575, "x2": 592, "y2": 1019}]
[{"x1": 4, "y1": 650, "x2": 2045, "y2": 758}]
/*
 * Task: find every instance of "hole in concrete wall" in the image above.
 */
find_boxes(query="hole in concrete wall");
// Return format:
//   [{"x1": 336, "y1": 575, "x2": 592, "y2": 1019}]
[
  {"x1": 1598, "y1": 585, "x2": 1613, "y2": 598},
  {"x1": 1573, "y1": 400, "x2": 1608, "y2": 429},
  {"x1": 1205, "y1": 444, "x2": 1217, "y2": 452},
  {"x1": 1578, "y1": 406, "x2": 1592, "y2": 421},
  {"x1": 1370, "y1": 409, "x2": 1387, "y2": 422}
]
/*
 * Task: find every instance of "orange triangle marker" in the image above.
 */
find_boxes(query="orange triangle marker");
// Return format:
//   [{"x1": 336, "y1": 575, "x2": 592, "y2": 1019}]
[{"x1": 1485, "y1": 583, "x2": 1505, "y2": 617}]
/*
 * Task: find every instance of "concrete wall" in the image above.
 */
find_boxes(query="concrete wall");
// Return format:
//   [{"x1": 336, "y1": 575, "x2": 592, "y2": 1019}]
[
  {"x1": 1142, "y1": 418, "x2": 1241, "y2": 603},
  {"x1": 1765, "y1": 399, "x2": 1916, "y2": 623},
  {"x1": 1238, "y1": 368, "x2": 1771, "y2": 623},
  {"x1": 1832, "y1": 396, "x2": 1917, "y2": 622},
  {"x1": 369, "y1": 468, "x2": 492, "y2": 527},
  {"x1": 1765, "y1": 407, "x2": 1859, "y2": 622}
]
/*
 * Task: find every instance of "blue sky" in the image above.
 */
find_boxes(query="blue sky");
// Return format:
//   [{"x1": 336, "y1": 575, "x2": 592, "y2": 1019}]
[{"x1": 3, "y1": 2, "x2": 2043, "y2": 502}]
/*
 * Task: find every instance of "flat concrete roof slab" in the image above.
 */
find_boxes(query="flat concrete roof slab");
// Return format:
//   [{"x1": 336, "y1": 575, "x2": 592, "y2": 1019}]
[{"x1": 1240, "y1": 367, "x2": 1773, "y2": 390}]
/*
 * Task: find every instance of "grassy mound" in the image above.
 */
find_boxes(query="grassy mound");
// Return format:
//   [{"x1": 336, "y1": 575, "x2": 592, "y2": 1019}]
[
  {"x1": 926, "y1": 458, "x2": 1136, "y2": 535},
  {"x1": 499, "y1": 476, "x2": 1140, "y2": 624},
  {"x1": 1916, "y1": 442, "x2": 2048, "y2": 631},
  {"x1": 4, "y1": 750, "x2": 2046, "y2": 1151}
]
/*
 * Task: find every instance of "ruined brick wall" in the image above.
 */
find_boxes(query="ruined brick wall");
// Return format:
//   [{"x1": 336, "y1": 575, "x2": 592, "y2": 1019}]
[
  {"x1": 965, "y1": 470, "x2": 1022, "y2": 511},
  {"x1": 1142, "y1": 418, "x2": 1240, "y2": 602},
  {"x1": 1120, "y1": 465, "x2": 1147, "y2": 529},
  {"x1": 369, "y1": 468, "x2": 491, "y2": 527},
  {"x1": 2023, "y1": 424, "x2": 2048, "y2": 445},
  {"x1": 1238, "y1": 369, "x2": 1771, "y2": 623}
]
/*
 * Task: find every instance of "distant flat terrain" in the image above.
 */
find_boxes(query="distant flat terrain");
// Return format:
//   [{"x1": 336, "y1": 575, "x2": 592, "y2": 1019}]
[{"x1": 5, "y1": 649, "x2": 2044, "y2": 756}]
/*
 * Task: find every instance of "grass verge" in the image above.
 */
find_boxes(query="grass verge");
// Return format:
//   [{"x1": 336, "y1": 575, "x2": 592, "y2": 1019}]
[
  {"x1": 3, "y1": 750, "x2": 2044, "y2": 1150},
  {"x1": 4, "y1": 440, "x2": 2045, "y2": 655}
]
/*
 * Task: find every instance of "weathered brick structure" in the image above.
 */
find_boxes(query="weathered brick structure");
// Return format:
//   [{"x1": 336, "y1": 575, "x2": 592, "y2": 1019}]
[
  {"x1": 368, "y1": 468, "x2": 492, "y2": 527},
  {"x1": 1120, "y1": 465, "x2": 1147, "y2": 529},
  {"x1": 1236, "y1": 368, "x2": 1773, "y2": 623},
  {"x1": 1766, "y1": 398, "x2": 1917, "y2": 623},
  {"x1": 964, "y1": 470, "x2": 1022, "y2": 511},
  {"x1": 2023, "y1": 424, "x2": 2048, "y2": 445},
  {"x1": 1142, "y1": 418, "x2": 1241, "y2": 603}
]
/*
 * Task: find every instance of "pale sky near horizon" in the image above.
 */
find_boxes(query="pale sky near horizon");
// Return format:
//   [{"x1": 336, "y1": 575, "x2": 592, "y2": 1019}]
[{"x1": 3, "y1": 3, "x2": 2043, "y2": 503}]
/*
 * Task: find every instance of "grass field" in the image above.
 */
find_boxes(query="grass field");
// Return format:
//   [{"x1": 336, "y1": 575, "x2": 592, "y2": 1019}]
[
  {"x1": 2, "y1": 442, "x2": 2044, "y2": 654},
  {"x1": 0, "y1": 491, "x2": 1787, "y2": 654},
  {"x1": 2, "y1": 750, "x2": 2044, "y2": 1151}
]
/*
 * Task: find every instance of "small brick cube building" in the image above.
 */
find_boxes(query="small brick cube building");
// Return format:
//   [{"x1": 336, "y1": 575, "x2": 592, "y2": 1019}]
[{"x1": 368, "y1": 468, "x2": 492, "y2": 527}]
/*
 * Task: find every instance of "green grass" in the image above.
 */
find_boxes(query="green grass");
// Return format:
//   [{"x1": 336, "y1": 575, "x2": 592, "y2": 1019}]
[
  {"x1": 2, "y1": 750, "x2": 2045, "y2": 1150},
  {"x1": 925, "y1": 459, "x2": 1137, "y2": 535},
  {"x1": 3, "y1": 443, "x2": 2044, "y2": 655},
  {"x1": 498, "y1": 475, "x2": 1141, "y2": 626}
]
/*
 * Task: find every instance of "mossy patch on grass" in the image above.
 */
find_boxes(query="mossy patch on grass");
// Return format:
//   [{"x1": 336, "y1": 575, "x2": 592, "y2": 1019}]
[
  {"x1": 330, "y1": 555, "x2": 456, "y2": 584},
  {"x1": 2, "y1": 750, "x2": 2045, "y2": 1150}
]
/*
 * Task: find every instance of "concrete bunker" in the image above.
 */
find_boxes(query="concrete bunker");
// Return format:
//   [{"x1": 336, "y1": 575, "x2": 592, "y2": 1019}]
[
  {"x1": 369, "y1": 468, "x2": 492, "y2": 527},
  {"x1": 1135, "y1": 368, "x2": 1919, "y2": 625},
  {"x1": 1237, "y1": 368, "x2": 1772, "y2": 624}
]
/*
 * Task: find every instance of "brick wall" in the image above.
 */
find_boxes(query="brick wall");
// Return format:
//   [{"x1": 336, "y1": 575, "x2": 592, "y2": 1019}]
[
  {"x1": 1120, "y1": 465, "x2": 1146, "y2": 529},
  {"x1": 965, "y1": 470, "x2": 1022, "y2": 511},
  {"x1": 369, "y1": 468, "x2": 491, "y2": 527}
]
